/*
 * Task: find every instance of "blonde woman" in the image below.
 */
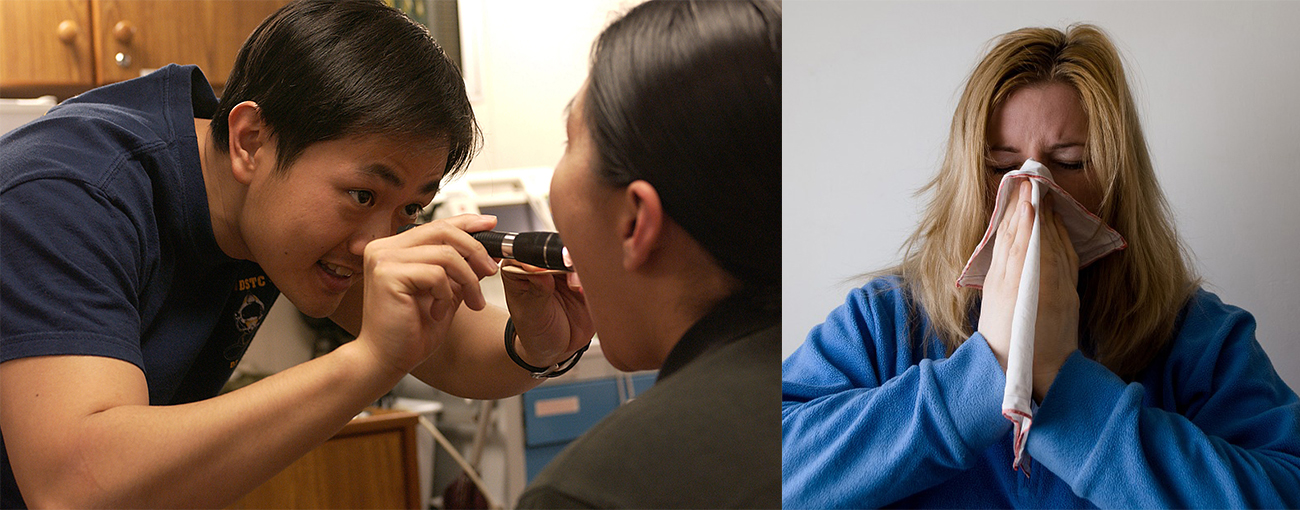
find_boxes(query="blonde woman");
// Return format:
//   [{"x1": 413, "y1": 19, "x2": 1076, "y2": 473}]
[{"x1": 782, "y1": 24, "x2": 1300, "y2": 508}]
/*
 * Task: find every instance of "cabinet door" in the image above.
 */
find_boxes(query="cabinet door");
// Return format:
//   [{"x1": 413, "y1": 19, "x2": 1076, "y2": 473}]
[
  {"x1": 92, "y1": 0, "x2": 289, "y2": 89},
  {"x1": 230, "y1": 411, "x2": 422, "y2": 509},
  {"x1": 0, "y1": 0, "x2": 95, "y2": 89}
]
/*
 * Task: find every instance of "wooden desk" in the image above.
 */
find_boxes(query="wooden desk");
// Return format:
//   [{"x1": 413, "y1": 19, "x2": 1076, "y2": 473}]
[{"x1": 230, "y1": 409, "x2": 421, "y2": 509}]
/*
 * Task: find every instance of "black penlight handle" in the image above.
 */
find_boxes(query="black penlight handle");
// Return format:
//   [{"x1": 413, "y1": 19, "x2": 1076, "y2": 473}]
[
  {"x1": 471, "y1": 231, "x2": 572, "y2": 272},
  {"x1": 472, "y1": 231, "x2": 510, "y2": 259}
]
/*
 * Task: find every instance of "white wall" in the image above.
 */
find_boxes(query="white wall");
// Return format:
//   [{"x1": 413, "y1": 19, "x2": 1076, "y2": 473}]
[
  {"x1": 783, "y1": 1, "x2": 1300, "y2": 391},
  {"x1": 462, "y1": 0, "x2": 639, "y2": 175}
]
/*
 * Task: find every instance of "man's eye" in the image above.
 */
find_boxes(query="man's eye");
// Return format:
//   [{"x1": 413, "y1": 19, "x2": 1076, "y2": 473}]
[
  {"x1": 348, "y1": 190, "x2": 374, "y2": 206},
  {"x1": 404, "y1": 203, "x2": 423, "y2": 217}
]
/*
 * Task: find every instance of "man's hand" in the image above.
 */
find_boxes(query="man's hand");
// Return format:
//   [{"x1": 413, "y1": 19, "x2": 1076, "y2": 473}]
[{"x1": 358, "y1": 214, "x2": 500, "y2": 375}]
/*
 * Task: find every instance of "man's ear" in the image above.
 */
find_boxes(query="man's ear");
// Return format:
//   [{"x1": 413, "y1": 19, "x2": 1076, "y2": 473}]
[
  {"x1": 622, "y1": 180, "x2": 664, "y2": 271},
  {"x1": 226, "y1": 101, "x2": 269, "y2": 185}
]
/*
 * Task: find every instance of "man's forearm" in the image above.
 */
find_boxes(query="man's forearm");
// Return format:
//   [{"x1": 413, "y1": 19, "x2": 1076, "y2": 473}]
[{"x1": 3, "y1": 341, "x2": 402, "y2": 508}]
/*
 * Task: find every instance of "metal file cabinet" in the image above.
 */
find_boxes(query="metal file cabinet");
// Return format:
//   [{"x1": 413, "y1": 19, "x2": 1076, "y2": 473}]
[{"x1": 518, "y1": 372, "x2": 658, "y2": 481}]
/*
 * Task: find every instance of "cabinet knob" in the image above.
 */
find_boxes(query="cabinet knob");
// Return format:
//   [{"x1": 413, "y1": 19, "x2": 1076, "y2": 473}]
[
  {"x1": 57, "y1": 20, "x2": 79, "y2": 44},
  {"x1": 113, "y1": 20, "x2": 136, "y2": 44},
  {"x1": 115, "y1": 52, "x2": 132, "y2": 68}
]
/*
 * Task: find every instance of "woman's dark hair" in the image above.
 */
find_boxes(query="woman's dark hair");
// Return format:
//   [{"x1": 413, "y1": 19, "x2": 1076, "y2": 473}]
[
  {"x1": 211, "y1": 0, "x2": 479, "y2": 181},
  {"x1": 586, "y1": 0, "x2": 781, "y2": 305}
]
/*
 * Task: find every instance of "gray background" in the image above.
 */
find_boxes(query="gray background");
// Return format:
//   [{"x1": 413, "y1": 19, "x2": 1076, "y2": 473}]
[{"x1": 783, "y1": 1, "x2": 1300, "y2": 391}]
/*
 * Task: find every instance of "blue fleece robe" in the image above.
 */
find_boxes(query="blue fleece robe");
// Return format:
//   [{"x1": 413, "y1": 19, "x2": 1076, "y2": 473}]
[{"x1": 782, "y1": 277, "x2": 1300, "y2": 509}]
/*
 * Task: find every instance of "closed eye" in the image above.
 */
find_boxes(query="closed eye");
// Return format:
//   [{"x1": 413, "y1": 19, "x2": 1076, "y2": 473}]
[
  {"x1": 1056, "y1": 160, "x2": 1086, "y2": 171},
  {"x1": 987, "y1": 159, "x2": 1021, "y2": 174}
]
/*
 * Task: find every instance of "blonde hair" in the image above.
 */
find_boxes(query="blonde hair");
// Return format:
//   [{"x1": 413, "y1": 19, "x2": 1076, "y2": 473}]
[{"x1": 895, "y1": 24, "x2": 1197, "y2": 379}]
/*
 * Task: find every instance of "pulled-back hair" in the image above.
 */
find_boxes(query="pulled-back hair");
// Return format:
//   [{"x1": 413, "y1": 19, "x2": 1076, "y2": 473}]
[
  {"x1": 584, "y1": 0, "x2": 781, "y2": 308},
  {"x1": 897, "y1": 24, "x2": 1197, "y2": 379},
  {"x1": 210, "y1": 0, "x2": 479, "y2": 181}
]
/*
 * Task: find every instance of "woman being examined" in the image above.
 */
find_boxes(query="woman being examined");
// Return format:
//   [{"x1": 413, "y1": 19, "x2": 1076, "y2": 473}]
[
  {"x1": 515, "y1": 1, "x2": 781, "y2": 508},
  {"x1": 782, "y1": 24, "x2": 1300, "y2": 508}
]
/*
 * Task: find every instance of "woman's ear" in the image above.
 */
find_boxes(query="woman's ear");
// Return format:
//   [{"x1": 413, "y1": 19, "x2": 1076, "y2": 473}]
[
  {"x1": 226, "y1": 101, "x2": 269, "y2": 185},
  {"x1": 621, "y1": 180, "x2": 664, "y2": 271}
]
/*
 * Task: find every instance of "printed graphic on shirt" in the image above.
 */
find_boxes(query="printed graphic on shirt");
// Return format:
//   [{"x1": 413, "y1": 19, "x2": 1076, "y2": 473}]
[
  {"x1": 223, "y1": 274, "x2": 273, "y2": 367},
  {"x1": 225, "y1": 293, "x2": 267, "y2": 362}
]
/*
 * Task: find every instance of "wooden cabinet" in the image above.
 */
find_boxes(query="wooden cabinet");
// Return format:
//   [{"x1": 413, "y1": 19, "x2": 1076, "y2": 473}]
[
  {"x1": 0, "y1": 0, "x2": 95, "y2": 89},
  {"x1": 1, "y1": 0, "x2": 288, "y2": 97},
  {"x1": 91, "y1": 0, "x2": 288, "y2": 89},
  {"x1": 230, "y1": 410, "x2": 423, "y2": 509}
]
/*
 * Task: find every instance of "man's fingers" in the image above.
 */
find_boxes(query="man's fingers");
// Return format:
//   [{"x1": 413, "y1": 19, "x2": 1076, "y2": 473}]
[{"x1": 396, "y1": 215, "x2": 500, "y2": 277}]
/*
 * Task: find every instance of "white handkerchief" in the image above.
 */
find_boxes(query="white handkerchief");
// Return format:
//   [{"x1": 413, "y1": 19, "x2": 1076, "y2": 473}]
[
  {"x1": 956, "y1": 159, "x2": 1125, "y2": 473},
  {"x1": 958, "y1": 160, "x2": 1126, "y2": 289}
]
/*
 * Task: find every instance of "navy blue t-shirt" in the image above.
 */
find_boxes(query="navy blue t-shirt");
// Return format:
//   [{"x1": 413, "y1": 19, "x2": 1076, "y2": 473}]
[{"x1": 0, "y1": 65, "x2": 279, "y2": 507}]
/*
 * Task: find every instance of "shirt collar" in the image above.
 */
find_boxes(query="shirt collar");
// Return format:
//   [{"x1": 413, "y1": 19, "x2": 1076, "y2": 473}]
[{"x1": 657, "y1": 293, "x2": 779, "y2": 382}]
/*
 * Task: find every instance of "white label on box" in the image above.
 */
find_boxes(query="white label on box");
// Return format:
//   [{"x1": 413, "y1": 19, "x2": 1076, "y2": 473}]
[{"x1": 535, "y1": 396, "x2": 580, "y2": 417}]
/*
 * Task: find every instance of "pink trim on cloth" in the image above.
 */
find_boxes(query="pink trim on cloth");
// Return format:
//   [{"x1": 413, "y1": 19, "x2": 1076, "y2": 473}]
[{"x1": 1003, "y1": 408, "x2": 1034, "y2": 477}]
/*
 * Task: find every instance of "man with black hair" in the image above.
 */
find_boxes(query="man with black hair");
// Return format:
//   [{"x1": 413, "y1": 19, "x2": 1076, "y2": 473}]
[{"x1": 0, "y1": 1, "x2": 591, "y2": 507}]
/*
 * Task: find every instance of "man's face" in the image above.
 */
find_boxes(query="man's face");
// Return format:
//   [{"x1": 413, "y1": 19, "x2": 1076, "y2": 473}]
[{"x1": 238, "y1": 135, "x2": 447, "y2": 317}]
